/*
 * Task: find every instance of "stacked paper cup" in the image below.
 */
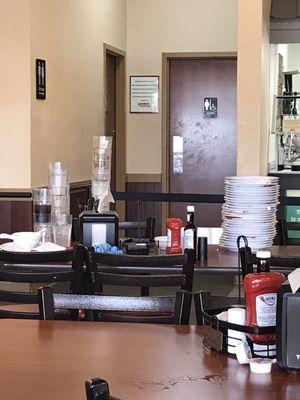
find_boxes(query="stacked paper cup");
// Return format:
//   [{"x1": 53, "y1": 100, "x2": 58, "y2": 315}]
[
  {"x1": 91, "y1": 136, "x2": 114, "y2": 212},
  {"x1": 219, "y1": 176, "x2": 280, "y2": 251},
  {"x1": 48, "y1": 162, "x2": 72, "y2": 246}
]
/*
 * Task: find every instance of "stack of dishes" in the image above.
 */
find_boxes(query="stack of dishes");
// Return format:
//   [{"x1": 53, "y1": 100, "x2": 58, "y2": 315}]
[{"x1": 219, "y1": 176, "x2": 280, "y2": 251}]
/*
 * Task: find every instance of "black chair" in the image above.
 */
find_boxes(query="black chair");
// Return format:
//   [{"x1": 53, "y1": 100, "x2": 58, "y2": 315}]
[
  {"x1": 80, "y1": 249, "x2": 195, "y2": 323},
  {"x1": 0, "y1": 245, "x2": 86, "y2": 319},
  {"x1": 194, "y1": 291, "x2": 242, "y2": 325},
  {"x1": 277, "y1": 219, "x2": 300, "y2": 245},
  {"x1": 119, "y1": 217, "x2": 155, "y2": 240},
  {"x1": 88, "y1": 248, "x2": 195, "y2": 295},
  {"x1": 39, "y1": 286, "x2": 192, "y2": 324}
]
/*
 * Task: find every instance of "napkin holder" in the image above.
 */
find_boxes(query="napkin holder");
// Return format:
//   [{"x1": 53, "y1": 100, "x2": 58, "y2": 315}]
[
  {"x1": 276, "y1": 280, "x2": 300, "y2": 373},
  {"x1": 79, "y1": 210, "x2": 119, "y2": 247}
]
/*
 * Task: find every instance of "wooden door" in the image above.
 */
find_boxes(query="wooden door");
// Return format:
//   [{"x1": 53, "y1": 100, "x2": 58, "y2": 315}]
[
  {"x1": 169, "y1": 58, "x2": 237, "y2": 226},
  {"x1": 105, "y1": 53, "x2": 116, "y2": 192}
]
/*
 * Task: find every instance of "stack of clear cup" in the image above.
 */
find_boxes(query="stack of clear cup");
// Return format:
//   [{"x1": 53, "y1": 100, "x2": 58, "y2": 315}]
[
  {"x1": 33, "y1": 188, "x2": 52, "y2": 243},
  {"x1": 91, "y1": 136, "x2": 114, "y2": 212},
  {"x1": 48, "y1": 162, "x2": 72, "y2": 246},
  {"x1": 48, "y1": 162, "x2": 70, "y2": 215}
]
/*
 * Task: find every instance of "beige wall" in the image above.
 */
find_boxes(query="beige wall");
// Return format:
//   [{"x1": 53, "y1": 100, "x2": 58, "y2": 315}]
[
  {"x1": 30, "y1": 0, "x2": 126, "y2": 187},
  {"x1": 0, "y1": 0, "x2": 31, "y2": 188},
  {"x1": 126, "y1": 0, "x2": 237, "y2": 174},
  {"x1": 237, "y1": 0, "x2": 271, "y2": 176},
  {"x1": 0, "y1": 0, "x2": 273, "y2": 188}
]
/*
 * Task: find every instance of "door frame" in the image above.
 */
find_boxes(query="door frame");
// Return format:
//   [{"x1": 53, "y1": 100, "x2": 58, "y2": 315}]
[
  {"x1": 161, "y1": 51, "x2": 237, "y2": 222},
  {"x1": 103, "y1": 43, "x2": 126, "y2": 219}
]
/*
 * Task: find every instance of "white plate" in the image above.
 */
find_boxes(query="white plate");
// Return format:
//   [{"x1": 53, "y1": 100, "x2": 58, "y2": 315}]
[
  {"x1": 0, "y1": 242, "x2": 33, "y2": 252},
  {"x1": 0, "y1": 242, "x2": 66, "y2": 253}
]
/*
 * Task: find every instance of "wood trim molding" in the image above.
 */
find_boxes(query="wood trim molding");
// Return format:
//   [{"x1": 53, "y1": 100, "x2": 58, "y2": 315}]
[
  {"x1": 104, "y1": 43, "x2": 126, "y2": 58},
  {"x1": 162, "y1": 51, "x2": 237, "y2": 59},
  {"x1": 103, "y1": 43, "x2": 126, "y2": 220},
  {"x1": 69, "y1": 180, "x2": 91, "y2": 189},
  {"x1": 0, "y1": 190, "x2": 32, "y2": 199},
  {"x1": 126, "y1": 174, "x2": 162, "y2": 183}
]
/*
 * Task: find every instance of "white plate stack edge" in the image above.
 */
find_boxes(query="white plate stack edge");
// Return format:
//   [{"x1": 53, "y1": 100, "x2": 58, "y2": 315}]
[{"x1": 219, "y1": 176, "x2": 280, "y2": 252}]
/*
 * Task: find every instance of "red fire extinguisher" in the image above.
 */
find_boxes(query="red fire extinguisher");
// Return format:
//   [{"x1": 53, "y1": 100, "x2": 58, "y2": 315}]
[
  {"x1": 244, "y1": 250, "x2": 285, "y2": 343},
  {"x1": 166, "y1": 218, "x2": 183, "y2": 255}
]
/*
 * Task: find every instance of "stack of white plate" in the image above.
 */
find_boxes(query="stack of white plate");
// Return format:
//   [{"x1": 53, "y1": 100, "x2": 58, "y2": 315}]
[{"x1": 219, "y1": 176, "x2": 280, "y2": 251}]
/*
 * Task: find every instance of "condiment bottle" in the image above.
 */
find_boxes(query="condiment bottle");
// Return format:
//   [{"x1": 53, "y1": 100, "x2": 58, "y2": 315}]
[
  {"x1": 184, "y1": 206, "x2": 197, "y2": 256},
  {"x1": 166, "y1": 218, "x2": 183, "y2": 254},
  {"x1": 244, "y1": 250, "x2": 285, "y2": 343}
]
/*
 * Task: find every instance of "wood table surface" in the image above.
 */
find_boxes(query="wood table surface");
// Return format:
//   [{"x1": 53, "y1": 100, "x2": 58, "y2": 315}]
[
  {"x1": 0, "y1": 320, "x2": 299, "y2": 400},
  {"x1": 196, "y1": 244, "x2": 300, "y2": 274}
]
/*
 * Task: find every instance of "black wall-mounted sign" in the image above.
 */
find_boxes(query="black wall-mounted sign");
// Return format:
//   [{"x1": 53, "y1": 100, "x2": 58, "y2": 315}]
[
  {"x1": 36, "y1": 59, "x2": 46, "y2": 100},
  {"x1": 204, "y1": 97, "x2": 217, "y2": 118}
]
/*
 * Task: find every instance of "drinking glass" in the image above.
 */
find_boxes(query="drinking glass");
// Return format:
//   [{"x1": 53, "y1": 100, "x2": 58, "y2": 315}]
[
  {"x1": 33, "y1": 188, "x2": 52, "y2": 215},
  {"x1": 51, "y1": 214, "x2": 72, "y2": 247},
  {"x1": 33, "y1": 214, "x2": 52, "y2": 243},
  {"x1": 33, "y1": 188, "x2": 52, "y2": 243},
  {"x1": 48, "y1": 161, "x2": 69, "y2": 187}
]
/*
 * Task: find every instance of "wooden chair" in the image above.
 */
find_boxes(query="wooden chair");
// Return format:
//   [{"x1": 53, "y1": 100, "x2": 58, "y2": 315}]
[
  {"x1": 39, "y1": 286, "x2": 192, "y2": 324},
  {"x1": 119, "y1": 217, "x2": 156, "y2": 240},
  {"x1": 0, "y1": 245, "x2": 86, "y2": 319},
  {"x1": 277, "y1": 219, "x2": 300, "y2": 245}
]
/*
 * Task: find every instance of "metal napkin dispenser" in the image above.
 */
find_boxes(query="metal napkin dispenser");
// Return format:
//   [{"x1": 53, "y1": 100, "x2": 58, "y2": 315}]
[
  {"x1": 79, "y1": 210, "x2": 119, "y2": 247},
  {"x1": 276, "y1": 280, "x2": 300, "y2": 373}
]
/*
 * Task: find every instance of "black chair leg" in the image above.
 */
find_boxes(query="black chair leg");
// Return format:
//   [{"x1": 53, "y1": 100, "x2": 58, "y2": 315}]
[{"x1": 141, "y1": 286, "x2": 149, "y2": 296}]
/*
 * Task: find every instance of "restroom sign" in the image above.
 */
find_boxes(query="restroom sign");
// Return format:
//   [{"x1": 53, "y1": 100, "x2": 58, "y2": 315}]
[{"x1": 204, "y1": 97, "x2": 217, "y2": 118}]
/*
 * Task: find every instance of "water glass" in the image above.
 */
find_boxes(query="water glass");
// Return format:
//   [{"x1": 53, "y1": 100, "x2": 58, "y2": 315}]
[
  {"x1": 33, "y1": 188, "x2": 51, "y2": 205},
  {"x1": 33, "y1": 188, "x2": 52, "y2": 215},
  {"x1": 48, "y1": 161, "x2": 69, "y2": 187},
  {"x1": 51, "y1": 214, "x2": 72, "y2": 247},
  {"x1": 33, "y1": 214, "x2": 52, "y2": 244}
]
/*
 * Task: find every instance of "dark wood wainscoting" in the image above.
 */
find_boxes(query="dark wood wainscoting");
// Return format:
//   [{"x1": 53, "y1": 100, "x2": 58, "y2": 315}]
[
  {"x1": 0, "y1": 191, "x2": 33, "y2": 234},
  {"x1": 0, "y1": 182, "x2": 91, "y2": 235},
  {"x1": 126, "y1": 177, "x2": 162, "y2": 236},
  {"x1": 0, "y1": 179, "x2": 163, "y2": 236}
]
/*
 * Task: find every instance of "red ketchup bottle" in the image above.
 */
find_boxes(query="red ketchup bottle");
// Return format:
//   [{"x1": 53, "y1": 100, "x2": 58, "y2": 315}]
[
  {"x1": 244, "y1": 250, "x2": 285, "y2": 344},
  {"x1": 166, "y1": 218, "x2": 183, "y2": 254}
]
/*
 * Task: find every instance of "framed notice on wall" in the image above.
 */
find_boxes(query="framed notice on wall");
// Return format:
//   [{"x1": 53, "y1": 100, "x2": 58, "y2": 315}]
[{"x1": 130, "y1": 75, "x2": 159, "y2": 113}]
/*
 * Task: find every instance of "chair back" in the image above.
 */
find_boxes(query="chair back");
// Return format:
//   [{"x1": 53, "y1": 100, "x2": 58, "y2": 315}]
[
  {"x1": 88, "y1": 249, "x2": 195, "y2": 292},
  {"x1": 39, "y1": 286, "x2": 192, "y2": 324},
  {"x1": 278, "y1": 219, "x2": 300, "y2": 245},
  {"x1": 194, "y1": 291, "x2": 242, "y2": 325},
  {"x1": 119, "y1": 217, "x2": 155, "y2": 240},
  {"x1": 0, "y1": 245, "x2": 86, "y2": 319},
  {"x1": 85, "y1": 248, "x2": 194, "y2": 323}
]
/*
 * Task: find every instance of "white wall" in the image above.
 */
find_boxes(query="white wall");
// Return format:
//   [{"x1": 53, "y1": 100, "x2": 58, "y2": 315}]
[
  {"x1": 126, "y1": 0, "x2": 237, "y2": 174},
  {"x1": 30, "y1": 0, "x2": 127, "y2": 187},
  {"x1": 287, "y1": 44, "x2": 300, "y2": 92},
  {"x1": 237, "y1": 0, "x2": 271, "y2": 176},
  {"x1": 0, "y1": 0, "x2": 31, "y2": 188}
]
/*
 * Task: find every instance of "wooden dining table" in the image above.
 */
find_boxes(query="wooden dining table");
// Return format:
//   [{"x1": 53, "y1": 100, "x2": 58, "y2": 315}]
[
  {"x1": 195, "y1": 244, "x2": 300, "y2": 274},
  {"x1": 0, "y1": 319, "x2": 298, "y2": 400},
  {"x1": 3, "y1": 245, "x2": 300, "y2": 276}
]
